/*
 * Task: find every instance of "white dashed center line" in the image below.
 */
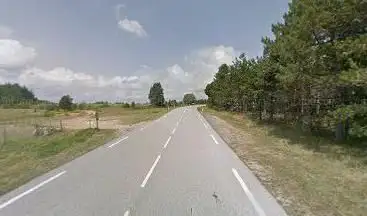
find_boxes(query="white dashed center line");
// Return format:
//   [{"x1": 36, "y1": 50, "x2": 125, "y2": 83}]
[
  {"x1": 141, "y1": 155, "x2": 161, "y2": 188},
  {"x1": 163, "y1": 136, "x2": 172, "y2": 149},
  {"x1": 171, "y1": 127, "x2": 176, "y2": 135},
  {"x1": 124, "y1": 210, "x2": 130, "y2": 216}
]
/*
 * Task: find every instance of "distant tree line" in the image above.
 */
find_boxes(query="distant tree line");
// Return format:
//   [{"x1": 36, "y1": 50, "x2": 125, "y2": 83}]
[
  {"x1": 148, "y1": 82, "x2": 206, "y2": 107},
  {"x1": 0, "y1": 81, "x2": 207, "y2": 112},
  {"x1": 205, "y1": 0, "x2": 367, "y2": 140}
]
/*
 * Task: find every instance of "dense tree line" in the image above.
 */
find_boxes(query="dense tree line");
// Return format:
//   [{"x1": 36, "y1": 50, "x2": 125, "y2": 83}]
[
  {"x1": 205, "y1": 0, "x2": 367, "y2": 139},
  {"x1": 0, "y1": 83, "x2": 36, "y2": 103}
]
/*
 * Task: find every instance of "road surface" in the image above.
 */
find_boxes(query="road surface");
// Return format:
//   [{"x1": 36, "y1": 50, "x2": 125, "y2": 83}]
[{"x1": 0, "y1": 106, "x2": 287, "y2": 216}]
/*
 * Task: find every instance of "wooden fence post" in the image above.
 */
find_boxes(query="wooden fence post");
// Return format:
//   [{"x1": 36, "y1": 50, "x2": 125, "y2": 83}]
[
  {"x1": 95, "y1": 111, "x2": 100, "y2": 130},
  {"x1": 59, "y1": 120, "x2": 63, "y2": 130},
  {"x1": 2, "y1": 127, "x2": 6, "y2": 148}
]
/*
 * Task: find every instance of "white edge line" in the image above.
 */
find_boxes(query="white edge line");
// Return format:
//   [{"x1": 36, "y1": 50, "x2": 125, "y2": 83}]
[
  {"x1": 232, "y1": 168, "x2": 267, "y2": 216},
  {"x1": 210, "y1": 134, "x2": 219, "y2": 144},
  {"x1": 171, "y1": 128, "x2": 176, "y2": 134},
  {"x1": 0, "y1": 171, "x2": 67, "y2": 210},
  {"x1": 199, "y1": 118, "x2": 208, "y2": 128},
  {"x1": 140, "y1": 155, "x2": 161, "y2": 188},
  {"x1": 198, "y1": 114, "x2": 208, "y2": 128},
  {"x1": 108, "y1": 136, "x2": 128, "y2": 148},
  {"x1": 163, "y1": 136, "x2": 172, "y2": 149},
  {"x1": 124, "y1": 210, "x2": 130, "y2": 216}
]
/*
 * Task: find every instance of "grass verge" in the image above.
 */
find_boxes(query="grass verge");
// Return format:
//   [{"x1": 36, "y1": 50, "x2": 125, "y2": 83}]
[
  {"x1": 100, "y1": 107, "x2": 168, "y2": 125},
  {"x1": 202, "y1": 108, "x2": 367, "y2": 216},
  {"x1": 0, "y1": 129, "x2": 116, "y2": 195},
  {"x1": 0, "y1": 108, "x2": 45, "y2": 122}
]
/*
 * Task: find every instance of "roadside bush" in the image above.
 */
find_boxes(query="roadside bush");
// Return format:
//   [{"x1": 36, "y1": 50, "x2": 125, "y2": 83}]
[
  {"x1": 326, "y1": 105, "x2": 367, "y2": 139},
  {"x1": 71, "y1": 104, "x2": 77, "y2": 110},
  {"x1": 101, "y1": 103, "x2": 110, "y2": 108},
  {"x1": 123, "y1": 103, "x2": 130, "y2": 108},
  {"x1": 1, "y1": 104, "x2": 11, "y2": 109},
  {"x1": 78, "y1": 103, "x2": 87, "y2": 110},
  {"x1": 45, "y1": 104, "x2": 58, "y2": 111},
  {"x1": 16, "y1": 103, "x2": 31, "y2": 109},
  {"x1": 44, "y1": 110, "x2": 56, "y2": 117}
]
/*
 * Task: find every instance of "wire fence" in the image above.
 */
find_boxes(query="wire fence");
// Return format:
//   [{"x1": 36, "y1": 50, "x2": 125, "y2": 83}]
[{"x1": 0, "y1": 116, "x2": 103, "y2": 148}]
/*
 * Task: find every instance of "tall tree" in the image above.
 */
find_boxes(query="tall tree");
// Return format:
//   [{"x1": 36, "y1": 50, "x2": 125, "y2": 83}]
[
  {"x1": 183, "y1": 93, "x2": 196, "y2": 105},
  {"x1": 204, "y1": 0, "x2": 367, "y2": 139},
  {"x1": 59, "y1": 95, "x2": 73, "y2": 110},
  {"x1": 148, "y1": 82, "x2": 165, "y2": 107}
]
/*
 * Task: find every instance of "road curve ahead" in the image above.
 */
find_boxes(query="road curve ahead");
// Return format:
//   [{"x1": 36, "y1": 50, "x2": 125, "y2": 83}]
[{"x1": 0, "y1": 106, "x2": 287, "y2": 216}]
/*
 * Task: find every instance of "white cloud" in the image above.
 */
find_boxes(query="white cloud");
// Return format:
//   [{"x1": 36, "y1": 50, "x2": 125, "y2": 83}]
[
  {"x1": 0, "y1": 39, "x2": 37, "y2": 69},
  {"x1": 0, "y1": 39, "x2": 238, "y2": 102},
  {"x1": 0, "y1": 70, "x2": 5, "y2": 84},
  {"x1": 160, "y1": 45, "x2": 239, "y2": 99},
  {"x1": 140, "y1": 64, "x2": 150, "y2": 69},
  {"x1": 118, "y1": 18, "x2": 147, "y2": 38},
  {"x1": 0, "y1": 26, "x2": 13, "y2": 38},
  {"x1": 116, "y1": 4, "x2": 147, "y2": 38},
  {"x1": 19, "y1": 67, "x2": 94, "y2": 84},
  {"x1": 17, "y1": 67, "x2": 153, "y2": 102}
]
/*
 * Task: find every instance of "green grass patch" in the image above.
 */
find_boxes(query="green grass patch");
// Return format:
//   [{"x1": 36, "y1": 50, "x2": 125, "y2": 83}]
[
  {"x1": 0, "y1": 109, "x2": 45, "y2": 122},
  {"x1": 100, "y1": 107, "x2": 168, "y2": 125},
  {"x1": 0, "y1": 129, "x2": 116, "y2": 195}
]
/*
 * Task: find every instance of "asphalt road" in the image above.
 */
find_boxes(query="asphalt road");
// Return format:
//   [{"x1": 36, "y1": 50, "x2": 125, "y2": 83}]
[{"x1": 0, "y1": 106, "x2": 288, "y2": 216}]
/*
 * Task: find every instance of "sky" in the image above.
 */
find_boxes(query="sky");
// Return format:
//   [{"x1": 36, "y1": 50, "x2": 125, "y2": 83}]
[{"x1": 0, "y1": 0, "x2": 289, "y2": 102}]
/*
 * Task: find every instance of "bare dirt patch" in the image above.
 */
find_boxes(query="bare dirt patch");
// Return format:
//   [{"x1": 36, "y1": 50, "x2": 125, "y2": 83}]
[{"x1": 59, "y1": 108, "x2": 159, "y2": 132}]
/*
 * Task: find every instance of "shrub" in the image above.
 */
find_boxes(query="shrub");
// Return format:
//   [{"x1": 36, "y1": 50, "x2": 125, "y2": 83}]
[
  {"x1": 44, "y1": 111, "x2": 56, "y2": 117},
  {"x1": 45, "y1": 104, "x2": 58, "y2": 111},
  {"x1": 327, "y1": 105, "x2": 367, "y2": 139},
  {"x1": 123, "y1": 103, "x2": 130, "y2": 108},
  {"x1": 78, "y1": 103, "x2": 87, "y2": 110},
  {"x1": 59, "y1": 95, "x2": 73, "y2": 110}
]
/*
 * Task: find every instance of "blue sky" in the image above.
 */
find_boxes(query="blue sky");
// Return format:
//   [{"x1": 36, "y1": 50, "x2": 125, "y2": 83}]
[{"x1": 0, "y1": 0, "x2": 289, "y2": 102}]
